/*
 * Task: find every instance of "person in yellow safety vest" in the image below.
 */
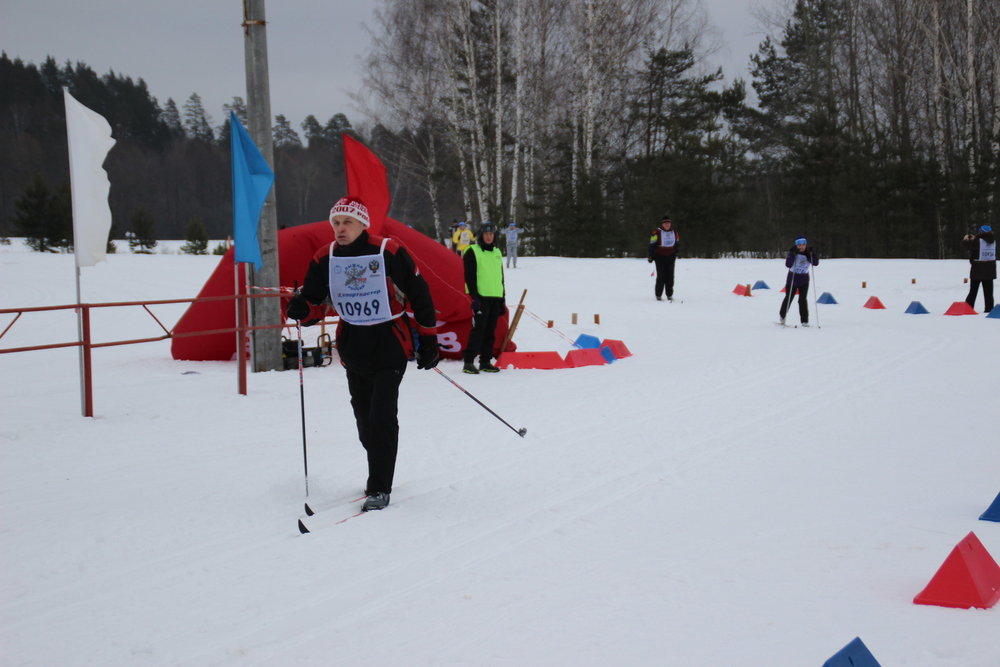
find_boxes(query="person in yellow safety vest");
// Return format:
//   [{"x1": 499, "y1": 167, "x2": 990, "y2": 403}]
[
  {"x1": 462, "y1": 222, "x2": 506, "y2": 374},
  {"x1": 452, "y1": 221, "x2": 476, "y2": 255}
]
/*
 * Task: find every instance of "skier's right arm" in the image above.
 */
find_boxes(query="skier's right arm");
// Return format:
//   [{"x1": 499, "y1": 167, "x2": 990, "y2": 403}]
[
  {"x1": 298, "y1": 253, "x2": 330, "y2": 305},
  {"x1": 286, "y1": 252, "x2": 330, "y2": 322}
]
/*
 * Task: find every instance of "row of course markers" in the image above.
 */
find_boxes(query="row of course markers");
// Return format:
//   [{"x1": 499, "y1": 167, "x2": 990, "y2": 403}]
[
  {"x1": 822, "y1": 492, "x2": 1000, "y2": 666},
  {"x1": 859, "y1": 296, "x2": 997, "y2": 316},
  {"x1": 498, "y1": 333, "x2": 632, "y2": 370},
  {"x1": 734, "y1": 278, "x2": 1000, "y2": 317},
  {"x1": 741, "y1": 277, "x2": 999, "y2": 665}
]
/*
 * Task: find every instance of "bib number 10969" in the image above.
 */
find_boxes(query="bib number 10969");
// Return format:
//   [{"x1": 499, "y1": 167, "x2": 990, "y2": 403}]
[{"x1": 337, "y1": 299, "x2": 380, "y2": 318}]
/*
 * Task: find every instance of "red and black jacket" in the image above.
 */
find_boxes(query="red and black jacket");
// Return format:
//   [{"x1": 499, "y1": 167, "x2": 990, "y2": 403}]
[{"x1": 298, "y1": 231, "x2": 437, "y2": 371}]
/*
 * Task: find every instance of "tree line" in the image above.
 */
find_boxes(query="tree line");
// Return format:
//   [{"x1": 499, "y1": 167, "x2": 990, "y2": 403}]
[
  {"x1": 0, "y1": 53, "x2": 357, "y2": 246},
  {"x1": 3, "y1": 0, "x2": 999, "y2": 259},
  {"x1": 362, "y1": 0, "x2": 999, "y2": 258}
]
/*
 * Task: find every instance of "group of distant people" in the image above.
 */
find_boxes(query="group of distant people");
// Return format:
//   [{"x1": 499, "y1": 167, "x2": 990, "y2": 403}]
[
  {"x1": 449, "y1": 219, "x2": 524, "y2": 269},
  {"x1": 646, "y1": 217, "x2": 996, "y2": 325},
  {"x1": 285, "y1": 193, "x2": 997, "y2": 514},
  {"x1": 646, "y1": 214, "x2": 821, "y2": 324}
]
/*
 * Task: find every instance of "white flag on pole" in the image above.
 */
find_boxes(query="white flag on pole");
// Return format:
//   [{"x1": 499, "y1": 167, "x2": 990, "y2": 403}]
[{"x1": 64, "y1": 89, "x2": 116, "y2": 267}]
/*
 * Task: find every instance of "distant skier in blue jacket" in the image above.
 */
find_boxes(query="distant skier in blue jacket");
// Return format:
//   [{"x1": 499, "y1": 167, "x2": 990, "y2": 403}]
[
  {"x1": 779, "y1": 237, "x2": 819, "y2": 325},
  {"x1": 502, "y1": 221, "x2": 524, "y2": 268}
]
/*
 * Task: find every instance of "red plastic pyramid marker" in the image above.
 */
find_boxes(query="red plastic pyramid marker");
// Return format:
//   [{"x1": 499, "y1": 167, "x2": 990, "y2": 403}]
[
  {"x1": 863, "y1": 296, "x2": 886, "y2": 309},
  {"x1": 600, "y1": 339, "x2": 632, "y2": 359},
  {"x1": 496, "y1": 351, "x2": 567, "y2": 370},
  {"x1": 913, "y1": 532, "x2": 1000, "y2": 609},
  {"x1": 564, "y1": 348, "x2": 607, "y2": 367},
  {"x1": 732, "y1": 284, "x2": 747, "y2": 296},
  {"x1": 943, "y1": 301, "x2": 978, "y2": 316}
]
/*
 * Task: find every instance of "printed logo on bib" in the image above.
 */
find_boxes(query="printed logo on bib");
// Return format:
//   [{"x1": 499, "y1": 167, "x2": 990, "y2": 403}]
[
  {"x1": 343, "y1": 264, "x2": 368, "y2": 290},
  {"x1": 328, "y1": 239, "x2": 397, "y2": 326}
]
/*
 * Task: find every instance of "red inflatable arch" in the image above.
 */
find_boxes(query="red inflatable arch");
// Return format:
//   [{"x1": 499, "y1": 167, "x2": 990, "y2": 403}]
[
  {"x1": 172, "y1": 135, "x2": 511, "y2": 362},
  {"x1": 171, "y1": 218, "x2": 511, "y2": 361}
]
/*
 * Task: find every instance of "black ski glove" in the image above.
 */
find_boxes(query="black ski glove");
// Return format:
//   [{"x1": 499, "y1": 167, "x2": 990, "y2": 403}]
[
  {"x1": 416, "y1": 335, "x2": 440, "y2": 370},
  {"x1": 286, "y1": 295, "x2": 311, "y2": 321},
  {"x1": 470, "y1": 298, "x2": 482, "y2": 316}
]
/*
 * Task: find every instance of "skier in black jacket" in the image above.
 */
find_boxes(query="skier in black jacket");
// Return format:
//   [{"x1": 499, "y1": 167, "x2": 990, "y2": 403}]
[
  {"x1": 286, "y1": 196, "x2": 439, "y2": 512},
  {"x1": 779, "y1": 237, "x2": 819, "y2": 326},
  {"x1": 962, "y1": 225, "x2": 996, "y2": 313},
  {"x1": 647, "y1": 215, "x2": 680, "y2": 301}
]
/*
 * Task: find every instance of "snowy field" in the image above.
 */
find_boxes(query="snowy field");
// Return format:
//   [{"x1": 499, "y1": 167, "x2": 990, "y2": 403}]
[{"x1": 1, "y1": 240, "x2": 998, "y2": 666}]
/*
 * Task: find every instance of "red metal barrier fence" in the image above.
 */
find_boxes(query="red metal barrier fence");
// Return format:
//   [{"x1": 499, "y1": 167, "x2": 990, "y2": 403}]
[{"x1": 0, "y1": 292, "x2": 301, "y2": 417}]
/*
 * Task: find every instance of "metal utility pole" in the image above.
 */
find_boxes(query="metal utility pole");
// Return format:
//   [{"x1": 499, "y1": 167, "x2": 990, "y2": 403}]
[{"x1": 242, "y1": 0, "x2": 282, "y2": 372}]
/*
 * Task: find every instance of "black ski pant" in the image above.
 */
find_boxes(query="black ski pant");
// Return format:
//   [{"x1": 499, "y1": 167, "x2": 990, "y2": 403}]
[
  {"x1": 965, "y1": 280, "x2": 995, "y2": 312},
  {"x1": 465, "y1": 297, "x2": 504, "y2": 365},
  {"x1": 779, "y1": 278, "x2": 810, "y2": 323},
  {"x1": 346, "y1": 364, "x2": 405, "y2": 494},
  {"x1": 653, "y1": 255, "x2": 676, "y2": 299}
]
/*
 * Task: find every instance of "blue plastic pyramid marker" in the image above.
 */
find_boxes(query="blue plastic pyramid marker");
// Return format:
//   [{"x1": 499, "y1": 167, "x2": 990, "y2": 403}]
[
  {"x1": 752, "y1": 280, "x2": 770, "y2": 290},
  {"x1": 904, "y1": 301, "x2": 929, "y2": 314},
  {"x1": 598, "y1": 346, "x2": 616, "y2": 363},
  {"x1": 987, "y1": 306, "x2": 1000, "y2": 319},
  {"x1": 822, "y1": 637, "x2": 881, "y2": 667},
  {"x1": 817, "y1": 292, "x2": 838, "y2": 304},
  {"x1": 573, "y1": 333, "x2": 601, "y2": 349},
  {"x1": 980, "y1": 492, "x2": 1000, "y2": 522}
]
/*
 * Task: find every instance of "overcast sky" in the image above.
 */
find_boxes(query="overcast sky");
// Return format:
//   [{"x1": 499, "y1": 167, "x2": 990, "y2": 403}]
[{"x1": 2, "y1": 0, "x2": 769, "y2": 134}]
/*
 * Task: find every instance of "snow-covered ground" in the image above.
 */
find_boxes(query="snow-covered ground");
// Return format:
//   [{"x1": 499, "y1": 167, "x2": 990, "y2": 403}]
[{"x1": 1, "y1": 241, "x2": 998, "y2": 666}]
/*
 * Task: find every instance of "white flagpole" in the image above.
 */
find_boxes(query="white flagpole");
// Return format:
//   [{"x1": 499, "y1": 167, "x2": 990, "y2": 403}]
[
  {"x1": 76, "y1": 264, "x2": 86, "y2": 415},
  {"x1": 64, "y1": 88, "x2": 116, "y2": 416}
]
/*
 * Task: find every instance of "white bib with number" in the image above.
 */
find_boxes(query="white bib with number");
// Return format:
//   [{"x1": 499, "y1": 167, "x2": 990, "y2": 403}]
[
  {"x1": 980, "y1": 239, "x2": 996, "y2": 262},
  {"x1": 328, "y1": 238, "x2": 398, "y2": 326},
  {"x1": 792, "y1": 253, "x2": 812, "y2": 274}
]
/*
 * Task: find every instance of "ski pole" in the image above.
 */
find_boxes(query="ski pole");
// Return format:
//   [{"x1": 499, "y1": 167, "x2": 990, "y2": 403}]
[
  {"x1": 433, "y1": 367, "x2": 527, "y2": 438},
  {"x1": 810, "y1": 263, "x2": 821, "y2": 329},
  {"x1": 295, "y1": 317, "x2": 313, "y2": 515}
]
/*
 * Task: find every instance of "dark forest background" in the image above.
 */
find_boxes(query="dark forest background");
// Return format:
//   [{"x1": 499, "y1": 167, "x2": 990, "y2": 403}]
[{"x1": 2, "y1": 0, "x2": 998, "y2": 259}]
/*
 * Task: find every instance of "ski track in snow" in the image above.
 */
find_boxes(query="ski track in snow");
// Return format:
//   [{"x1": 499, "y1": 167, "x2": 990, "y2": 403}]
[{"x1": 1, "y1": 245, "x2": 998, "y2": 665}]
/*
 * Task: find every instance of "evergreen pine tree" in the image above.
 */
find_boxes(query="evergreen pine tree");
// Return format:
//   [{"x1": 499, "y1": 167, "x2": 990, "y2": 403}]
[
  {"x1": 12, "y1": 176, "x2": 71, "y2": 252},
  {"x1": 128, "y1": 207, "x2": 158, "y2": 253},
  {"x1": 182, "y1": 93, "x2": 214, "y2": 142},
  {"x1": 217, "y1": 97, "x2": 247, "y2": 145},
  {"x1": 161, "y1": 98, "x2": 184, "y2": 137},
  {"x1": 273, "y1": 115, "x2": 302, "y2": 148},
  {"x1": 300, "y1": 115, "x2": 325, "y2": 148},
  {"x1": 180, "y1": 217, "x2": 209, "y2": 255}
]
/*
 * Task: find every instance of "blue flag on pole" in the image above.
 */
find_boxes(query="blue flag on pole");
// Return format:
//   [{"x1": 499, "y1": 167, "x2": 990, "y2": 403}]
[{"x1": 230, "y1": 112, "x2": 274, "y2": 270}]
